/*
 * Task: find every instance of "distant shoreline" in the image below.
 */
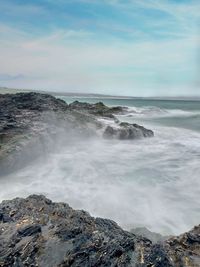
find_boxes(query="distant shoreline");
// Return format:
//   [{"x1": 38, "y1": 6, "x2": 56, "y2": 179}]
[{"x1": 0, "y1": 86, "x2": 200, "y2": 101}]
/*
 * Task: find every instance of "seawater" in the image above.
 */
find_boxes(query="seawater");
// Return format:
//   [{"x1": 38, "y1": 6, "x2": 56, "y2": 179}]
[{"x1": 1, "y1": 96, "x2": 200, "y2": 235}]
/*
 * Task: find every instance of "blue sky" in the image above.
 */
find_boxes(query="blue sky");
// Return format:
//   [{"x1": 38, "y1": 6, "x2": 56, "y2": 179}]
[{"x1": 0, "y1": 0, "x2": 199, "y2": 96}]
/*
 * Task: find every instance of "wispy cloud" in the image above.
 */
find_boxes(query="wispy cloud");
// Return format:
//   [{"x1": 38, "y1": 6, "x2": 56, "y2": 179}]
[
  {"x1": 0, "y1": 0, "x2": 199, "y2": 96},
  {"x1": 1, "y1": 1, "x2": 45, "y2": 15}
]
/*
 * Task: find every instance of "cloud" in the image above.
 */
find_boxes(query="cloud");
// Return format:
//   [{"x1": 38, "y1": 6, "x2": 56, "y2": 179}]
[
  {"x1": 0, "y1": 1, "x2": 46, "y2": 17},
  {"x1": 0, "y1": 24, "x2": 198, "y2": 95},
  {"x1": 0, "y1": 0, "x2": 199, "y2": 96}
]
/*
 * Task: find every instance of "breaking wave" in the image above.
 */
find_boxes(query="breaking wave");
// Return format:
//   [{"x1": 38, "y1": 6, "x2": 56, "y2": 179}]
[
  {"x1": 1, "y1": 121, "x2": 200, "y2": 236},
  {"x1": 1, "y1": 97, "x2": 200, "y2": 236},
  {"x1": 124, "y1": 106, "x2": 200, "y2": 118}
]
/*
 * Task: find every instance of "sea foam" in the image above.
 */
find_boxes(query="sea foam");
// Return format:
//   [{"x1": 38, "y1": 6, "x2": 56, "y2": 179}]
[{"x1": 1, "y1": 119, "x2": 200, "y2": 235}]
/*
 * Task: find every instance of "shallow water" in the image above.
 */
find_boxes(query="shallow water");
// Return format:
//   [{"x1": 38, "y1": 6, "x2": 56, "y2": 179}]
[{"x1": 1, "y1": 97, "x2": 200, "y2": 235}]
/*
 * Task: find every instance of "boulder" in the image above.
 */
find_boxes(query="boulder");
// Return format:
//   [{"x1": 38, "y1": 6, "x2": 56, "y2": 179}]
[{"x1": 104, "y1": 122, "x2": 154, "y2": 139}]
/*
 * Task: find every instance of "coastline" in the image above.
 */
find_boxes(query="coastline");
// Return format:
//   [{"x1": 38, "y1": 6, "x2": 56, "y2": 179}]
[
  {"x1": 0, "y1": 92, "x2": 200, "y2": 266},
  {"x1": 0, "y1": 92, "x2": 153, "y2": 175}
]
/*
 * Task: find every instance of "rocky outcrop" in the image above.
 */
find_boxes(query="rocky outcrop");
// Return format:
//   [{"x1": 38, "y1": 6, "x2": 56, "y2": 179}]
[
  {"x1": 0, "y1": 93, "x2": 89, "y2": 174},
  {"x1": 0, "y1": 93, "x2": 153, "y2": 174},
  {"x1": 69, "y1": 100, "x2": 127, "y2": 118},
  {"x1": 0, "y1": 93, "x2": 97, "y2": 175},
  {"x1": 0, "y1": 195, "x2": 199, "y2": 267},
  {"x1": 104, "y1": 122, "x2": 153, "y2": 139},
  {"x1": 0, "y1": 93, "x2": 198, "y2": 266},
  {"x1": 69, "y1": 101, "x2": 153, "y2": 139}
]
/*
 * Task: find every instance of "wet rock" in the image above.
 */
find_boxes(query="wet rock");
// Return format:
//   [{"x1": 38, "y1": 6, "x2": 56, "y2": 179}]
[
  {"x1": 0, "y1": 92, "x2": 154, "y2": 174},
  {"x1": 69, "y1": 100, "x2": 127, "y2": 117},
  {"x1": 0, "y1": 195, "x2": 199, "y2": 267},
  {"x1": 103, "y1": 123, "x2": 154, "y2": 140}
]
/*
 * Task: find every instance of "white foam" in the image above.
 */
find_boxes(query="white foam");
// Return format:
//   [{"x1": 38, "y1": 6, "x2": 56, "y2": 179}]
[
  {"x1": 1, "y1": 122, "x2": 200, "y2": 236},
  {"x1": 122, "y1": 106, "x2": 200, "y2": 119}
]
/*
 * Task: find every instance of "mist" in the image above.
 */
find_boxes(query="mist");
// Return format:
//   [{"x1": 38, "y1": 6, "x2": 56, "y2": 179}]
[{"x1": 1, "y1": 107, "x2": 200, "y2": 236}]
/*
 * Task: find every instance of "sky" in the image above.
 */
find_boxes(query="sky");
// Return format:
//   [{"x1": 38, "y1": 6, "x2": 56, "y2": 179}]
[{"x1": 0, "y1": 0, "x2": 199, "y2": 96}]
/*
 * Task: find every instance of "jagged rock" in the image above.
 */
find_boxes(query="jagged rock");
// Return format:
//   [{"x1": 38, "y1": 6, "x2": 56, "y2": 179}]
[
  {"x1": 0, "y1": 195, "x2": 199, "y2": 267},
  {"x1": 103, "y1": 122, "x2": 154, "y2": 139},
  {"x1": 165, "y1": 225, "x2": 200, "y2": 267},
  {"x1": 69, "y1": 100, "x2": 126, "y2": 117},
  {"x1": 0, "y1": 93, "x2": 154, "y2": 174}
]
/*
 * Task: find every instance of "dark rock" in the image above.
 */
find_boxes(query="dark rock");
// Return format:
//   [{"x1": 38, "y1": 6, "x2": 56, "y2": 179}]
[
  {"x1": 0, "y1": 210, "x2": 13, "y2": 223},
  {"x1": 104, "y1": 123, "x2": 154, "y2": 140},
  {"x1": 0, "y1": 195, "x2": 199, "y2": 267},
  {"x1": 145, "y1": 244, "x2": 174, "y2": 267},
  {"x1": 69, "y1": 100, "x2": 126, "y2": 117},
  {"x1": 18, "y1": 224, "x2": 41, "y2": 237},
  {"x1": 0, "y1": 92, "x2": 154, "y2": 175}
]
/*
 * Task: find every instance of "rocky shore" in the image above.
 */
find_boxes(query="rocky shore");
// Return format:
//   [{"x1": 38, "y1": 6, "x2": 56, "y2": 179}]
[
  {"x1": 0, "y1": 195, "x2": 199, "y2": 267},
  {"x1": 0, "y1": 92, "x2": 153, "y2": 174},
  {"x1": 1, "y1": 92, "x2": 199, "y2": 266}
]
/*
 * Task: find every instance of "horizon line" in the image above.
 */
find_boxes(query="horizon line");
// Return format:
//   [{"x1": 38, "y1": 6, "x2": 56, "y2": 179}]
[{"x1": 0, "y1": 86, "x2": 200, "y2": 101}]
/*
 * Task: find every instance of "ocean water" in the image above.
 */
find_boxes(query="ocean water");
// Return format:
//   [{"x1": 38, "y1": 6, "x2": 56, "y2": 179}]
[{"x1": 1, "y1": 96, "x2": 200, "y2": 235}]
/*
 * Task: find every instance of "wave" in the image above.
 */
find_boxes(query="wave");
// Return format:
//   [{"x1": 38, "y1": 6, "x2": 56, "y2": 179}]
[
  {"x1": 1, "y1": 123, "x2": 200, "y2": 236},
  {"x1": 122, "y1": 106, "x2": 200, "y2": 118},
  {"x1": 126, "y1": 106, "x2": 168, "y2": 117}
]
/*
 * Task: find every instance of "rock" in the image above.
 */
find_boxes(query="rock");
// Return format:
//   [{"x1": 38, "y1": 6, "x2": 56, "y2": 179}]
[
  {"x1": 18, "y1": 224, "x2": 41, "y2": 237},
  {"x1": 69, "y1": 100, "x2": 127, "y2": 117},
  {"x1": 165, "y1": 225, "x2": 200, "y2": 267},
  {"x1": 0, "y1": 195, "x2": 199, "y2": 267},
  {"x1": 0, "y1": 92, "x2": 154, "y2": 175},
  {"x1": 103, "y1": 123, "x2": 154, "y2": 139},
  {"x1": 104, "y1": 125, "x2": 116, "y2": 137},
  {"x1": 0, "y1": 210, "x2": 13, "y2": 223}
]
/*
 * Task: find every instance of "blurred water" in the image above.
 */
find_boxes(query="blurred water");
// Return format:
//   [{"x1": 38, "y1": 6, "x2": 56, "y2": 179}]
[{"x1": 1, "y1": 97, "x2": 200, "y2": 235}]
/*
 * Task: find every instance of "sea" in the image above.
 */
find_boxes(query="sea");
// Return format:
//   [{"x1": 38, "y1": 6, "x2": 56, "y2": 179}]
[{"x1": 1, "y1": 96, "x2": 200, "y2": 236}]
